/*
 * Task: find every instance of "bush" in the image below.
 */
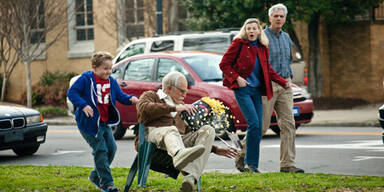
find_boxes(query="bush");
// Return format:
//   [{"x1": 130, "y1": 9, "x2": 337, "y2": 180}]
[
  {"x1": 20, "y1": 71, "x2": 77, "y2": 107},
  {"x1": 37, "y1": 106, "x2": 68, "y2": 118}
]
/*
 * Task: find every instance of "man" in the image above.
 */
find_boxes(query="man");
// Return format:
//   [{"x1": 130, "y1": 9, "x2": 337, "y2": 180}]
[
  {"x1": 136, "y1": 71, "x2": 236, "y2": 192},
  {"x1": 262, "y1": 3, "x2": 304, "y2": 173}
]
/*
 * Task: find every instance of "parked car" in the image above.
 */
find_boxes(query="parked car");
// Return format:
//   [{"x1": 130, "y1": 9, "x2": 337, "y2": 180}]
[
  {"x1": 75, "y1": 51, "x2": 311, "y2": 139},
  {"x1": 379, "y1": 104, "x2": 384, "y2": 144},
  {"x1": 0, "y1": 105, "x2": 48, "y2": 156}
]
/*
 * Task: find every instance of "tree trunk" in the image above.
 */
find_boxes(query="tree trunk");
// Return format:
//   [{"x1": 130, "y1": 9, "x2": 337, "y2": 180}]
[
  {"x1": 307, "y1": 13, "x2": 322, "y2": 97},
  {"x1": 24, "y1": 60, "x2": 32, "y2": 108},
  {"x1": 1, "y1": 75, "x2": 7, "y2": 101}
]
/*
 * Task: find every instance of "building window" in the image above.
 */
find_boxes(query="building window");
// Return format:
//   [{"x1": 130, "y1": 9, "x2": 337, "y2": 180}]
[
  {"x1": 117, "y1": 0, "x2": 144, "y2": 45},
  {"x1": 125, "y1": 0, "x2": 144, "y2": 39},
  {"x1": 75, "y1": 0, "x2": 94, "y2": 40},
  {"x1": 31, "y1": 0, "x2": 45, "y2": 44},
  {"x1": 67, "y1": 0, "x2": 94, "y2": 58},
  {"x1": 374, "y1": 2, "x2": 384, "y2": 21}
]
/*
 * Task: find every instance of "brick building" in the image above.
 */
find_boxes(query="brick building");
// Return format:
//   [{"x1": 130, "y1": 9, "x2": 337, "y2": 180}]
[{"x1": 294, "y1": 2, "x2": 384, "y2": 103}]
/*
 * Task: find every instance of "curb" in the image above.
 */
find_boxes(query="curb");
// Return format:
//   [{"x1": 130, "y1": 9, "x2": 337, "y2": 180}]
[
  {"x1": 45, "y1": 121, "x2": 76, "y2": 126},
  {"x1": 306, "y1": 122, "x2": 380, "y2": 128}
]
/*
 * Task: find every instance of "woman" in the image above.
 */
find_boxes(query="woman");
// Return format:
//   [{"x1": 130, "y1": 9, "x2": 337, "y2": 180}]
[{"x1": 219, "y1": 18, "x2": 289, "y2": 172}]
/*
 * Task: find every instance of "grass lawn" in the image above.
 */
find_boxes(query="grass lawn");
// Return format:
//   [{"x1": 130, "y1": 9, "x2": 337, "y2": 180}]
[{"x1": 1, "y1": 165, "x2": 383, "y2": 192}]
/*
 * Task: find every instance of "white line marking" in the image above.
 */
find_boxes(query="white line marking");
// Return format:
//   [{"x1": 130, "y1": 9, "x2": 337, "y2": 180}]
[
  {"x1": 352, "y1": 156, "x2": 384, "y2": 161},
  {"x1": 52, "y1": 150, "x2": 85, "y2": 155}
]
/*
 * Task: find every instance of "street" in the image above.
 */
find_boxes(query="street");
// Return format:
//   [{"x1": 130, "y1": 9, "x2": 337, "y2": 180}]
[{"x1": 0, "y1": 125, "x2": 383, "y2": 177}]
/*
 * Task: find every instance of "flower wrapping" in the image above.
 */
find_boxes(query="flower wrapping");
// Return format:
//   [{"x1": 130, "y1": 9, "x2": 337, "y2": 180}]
[{"x1": 180, "y1": 97, "x2": 233, "y2": 131}]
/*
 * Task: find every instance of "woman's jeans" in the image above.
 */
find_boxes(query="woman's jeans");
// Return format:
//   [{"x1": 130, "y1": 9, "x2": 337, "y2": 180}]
[
  {"x1": 80, "y1": 123, "x2": 117, "y2": 188},
  {"x1": 234, "y1": 86, "x2": 262, "y2": 168}
]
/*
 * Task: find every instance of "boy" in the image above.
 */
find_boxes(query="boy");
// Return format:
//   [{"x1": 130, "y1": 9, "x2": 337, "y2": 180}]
[{"x1": 67, "y1": 51, "x2": 138, "y2": 192}]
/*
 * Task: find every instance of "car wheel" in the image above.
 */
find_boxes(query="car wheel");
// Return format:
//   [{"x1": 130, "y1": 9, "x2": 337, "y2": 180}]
[
  {"x1": 12, "y1": 144, "x2": 40, "y2": 156},
  {"x1": 112, "y1": 122, "x2": 126, "y2": 140},
  {"x1": 211, "y1": 109, "x2": 235, "y2": 140},
  {"x1": 270, "y1": 124, "x2": 301, "y2": 136}
]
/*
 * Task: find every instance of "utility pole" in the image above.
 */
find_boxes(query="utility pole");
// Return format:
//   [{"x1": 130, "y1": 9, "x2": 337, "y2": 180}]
[{"x1": 156, "y1": 0, "x2": 163, "y2": 35}]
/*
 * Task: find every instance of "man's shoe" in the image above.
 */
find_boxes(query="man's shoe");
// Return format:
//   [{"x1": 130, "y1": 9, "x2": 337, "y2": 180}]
[
  {"x1": 88, "y1": 176, "x2": 101, "y2": 190},
  {"x1": 244, "y1": 164, "x2": 260, "y2": 173},
  {"x1": 280, "y1": 166, "x2": 305, "y2": 173},
  {"x1": 234, "y1": 150, "x2": 246, "y2": 172},
  {"x1": 103, "y1": 185, "x2": 119, "y2": 192},
  {"x1": 181, "y1": 174, "x2": 195, "y2": 192},
  {"x1": 173, "y1": 144, "x2": 205, "y2": 170}
]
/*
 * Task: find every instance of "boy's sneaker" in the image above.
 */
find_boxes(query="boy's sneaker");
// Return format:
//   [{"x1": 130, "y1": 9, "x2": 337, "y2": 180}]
[
  {"x1": 88, "y1": 176, "x2": 101, "y2": 190},
  {"x1": 103, "y1": 185, "x2": 119, "y2": 192}
]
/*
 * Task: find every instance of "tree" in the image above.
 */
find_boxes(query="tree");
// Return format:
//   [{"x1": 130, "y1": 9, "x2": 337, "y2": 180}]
[
  {"x1": 0, "y1": 2, "x2": 20, "y2": 101},
  {"x1": 178, "y1": 0, "x2": 383, "y2": 97},
  {"x1": 0, "y1": 0, "x2": 71, "y2": 107}
]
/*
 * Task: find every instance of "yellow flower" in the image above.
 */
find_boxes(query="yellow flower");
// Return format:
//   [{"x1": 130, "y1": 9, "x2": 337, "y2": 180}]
[{"x1": 201, "y1": 97, "x2": 231, "y2": 129}]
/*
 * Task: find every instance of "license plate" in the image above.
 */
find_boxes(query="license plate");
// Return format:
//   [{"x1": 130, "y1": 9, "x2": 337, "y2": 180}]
[
  {"x1": 293, "y1": 106, "x2": 300, "y2": 117},
  {"x1": 5, "y1": 132, "x2": 24, "y2": 143}
]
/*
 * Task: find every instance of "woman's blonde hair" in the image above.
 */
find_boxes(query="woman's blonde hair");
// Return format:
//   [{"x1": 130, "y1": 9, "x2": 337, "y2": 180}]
[{"x1": 234, "y1": 18, "x2": 269, "y2": 47}]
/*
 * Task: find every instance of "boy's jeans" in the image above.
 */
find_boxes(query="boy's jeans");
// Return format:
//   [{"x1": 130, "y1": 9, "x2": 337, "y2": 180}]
[
  {"x1": 234, "y1": 86, "x2": 262, "y2": 168},
  {"x1": 80, "y1": 123, "x2": 117, "y2": 189}
]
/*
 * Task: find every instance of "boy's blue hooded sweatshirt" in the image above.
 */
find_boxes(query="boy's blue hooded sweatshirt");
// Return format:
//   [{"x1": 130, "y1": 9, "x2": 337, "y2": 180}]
[{"x1": 67, "y1": 71, "x2": 135, "y2": 136}]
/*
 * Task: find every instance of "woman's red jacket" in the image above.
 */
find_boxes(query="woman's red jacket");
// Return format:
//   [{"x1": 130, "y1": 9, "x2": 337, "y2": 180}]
[{"x1": 219, "y1": 38, "x2": 287, "y2": 100}]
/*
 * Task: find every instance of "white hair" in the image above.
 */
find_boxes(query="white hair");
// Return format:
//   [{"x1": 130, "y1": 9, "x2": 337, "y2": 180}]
[
  {"x1": 162, "y1": 71, "x2": 185, "y2": 91},
  {"x1": 268, "y1": 3, "x2": 288, "y2": 17}
]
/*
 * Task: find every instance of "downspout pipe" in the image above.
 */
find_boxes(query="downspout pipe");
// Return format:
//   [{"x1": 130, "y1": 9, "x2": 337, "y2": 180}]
[{"x1": 156, "y1": 0, "x2": 163, "y2": 35}]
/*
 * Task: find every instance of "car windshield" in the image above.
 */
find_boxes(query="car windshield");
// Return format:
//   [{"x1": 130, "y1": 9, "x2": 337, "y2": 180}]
[{"x1": 184, "y1": 55, "x2": 223, "y2": 82}]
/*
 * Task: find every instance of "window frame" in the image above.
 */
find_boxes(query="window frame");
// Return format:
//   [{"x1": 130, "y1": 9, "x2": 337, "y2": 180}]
[{"x1": 67, "y1": 0, "x2": 94, "y2": 58}]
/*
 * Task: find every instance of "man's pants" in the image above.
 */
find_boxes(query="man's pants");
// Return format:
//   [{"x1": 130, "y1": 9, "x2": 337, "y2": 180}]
[
  {"x1": 80, "y1": 124, "x2": 117, "y2": 188},
  {"x1": 147, "y1": 125, "x2": 215, "y2": 181},
  {"x1": 262, "y1": 78, "x2": 296, "y2": 168}
]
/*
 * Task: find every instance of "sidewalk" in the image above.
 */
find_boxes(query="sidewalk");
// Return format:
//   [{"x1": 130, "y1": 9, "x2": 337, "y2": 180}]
[
  {"x1": 44, "y1": 103, "x2": 383, "y2": 127},
  {"x1": 307, "y1": 103, "x2": 381, "y2": 127}
]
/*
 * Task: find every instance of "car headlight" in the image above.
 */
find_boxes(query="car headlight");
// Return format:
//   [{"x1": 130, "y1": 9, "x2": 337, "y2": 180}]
[
  {"x1": 26, "y1": 114, "x2": 43, "y2": 125},
  {"x1": 293, "y1": 87, "x2": 311, "y2": 99},
  {"x1": 299, "y1": 88, "x2": 311, "y2": 99}
]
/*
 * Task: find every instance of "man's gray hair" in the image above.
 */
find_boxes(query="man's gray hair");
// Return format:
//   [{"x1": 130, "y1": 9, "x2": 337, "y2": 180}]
[
  {"x1": 268, "y1": 3, "x2": 288, "y2": 17},
  {"x1": 162, "y1": 71, "x2": 185, "y2": 91}
]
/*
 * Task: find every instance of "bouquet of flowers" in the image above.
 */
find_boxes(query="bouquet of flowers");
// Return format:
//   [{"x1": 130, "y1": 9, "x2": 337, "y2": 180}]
[{"x1": 180, "y1": 97, "x2": 235, "y2": 132}]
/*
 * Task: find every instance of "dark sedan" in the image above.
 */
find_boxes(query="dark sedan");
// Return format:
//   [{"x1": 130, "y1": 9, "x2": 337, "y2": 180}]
[{"x1": 0, "y1": 105, "x2": 48, "y2": 156}]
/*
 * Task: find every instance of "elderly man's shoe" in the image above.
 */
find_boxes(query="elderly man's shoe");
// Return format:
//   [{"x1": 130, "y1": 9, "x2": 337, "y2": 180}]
[
  {"x1": 181, "y1": 174, "x2": 195, "y2": 192},
  {"x1": 173, "y1": 144, "x2": 205, "y2": 170},
  {"x1": 280, "y1": 166, "x2": 305, "y2": 173}
]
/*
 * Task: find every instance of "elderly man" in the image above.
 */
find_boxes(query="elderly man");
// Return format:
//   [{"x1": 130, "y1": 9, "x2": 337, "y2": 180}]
[
  {"x1": 262, "y1": 3, "x2": 304, "y2": 173},
  {"x1": 136, "y1": 71, "x2": 236, "y2": 192}
]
